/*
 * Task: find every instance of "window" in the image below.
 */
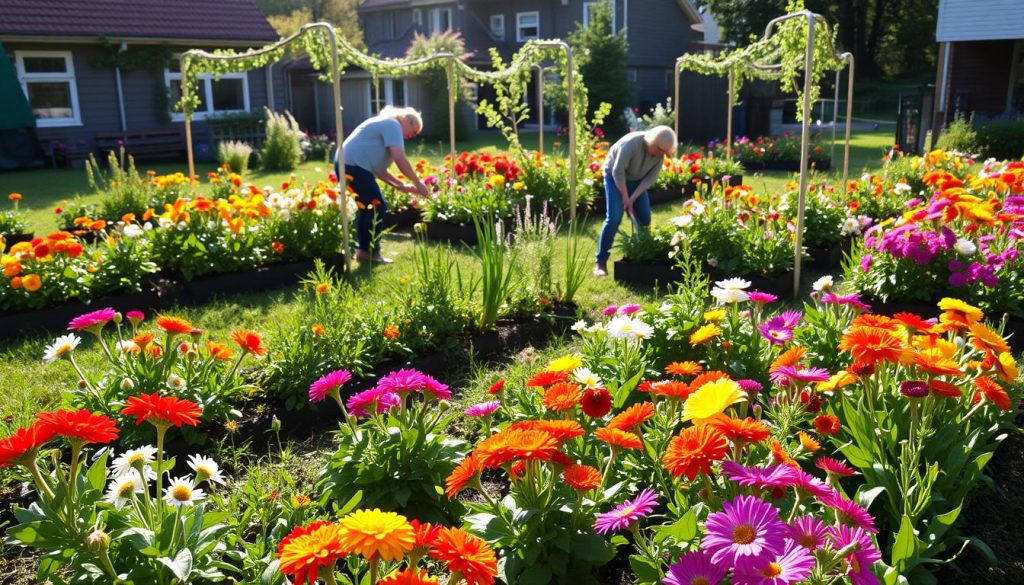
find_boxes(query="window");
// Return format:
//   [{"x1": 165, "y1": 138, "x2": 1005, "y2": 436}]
[
  {"x1": 412, "y1": 8, "x2": 423, "y2": 27},
  {"x1": 368, "y1": 78, "x2": 409, "y2": 114},
  {"x1": 490, "y1": 14, "x2": 505, "y2": 40},
  {"x1": 516, "y1": 11, "x2": 539, "y2": 42},
  {"x1": 384, "y1": 12, "x2": 396, "y2": 40},
  {"x1": 427, "y1": 7, "x2": 452, "y2": 34},
  {"x1": 583, "y1": 2, "x2": 616, "y2": 33},
  {"x1": 166, "y1": 59, "x2": 250, "y2": 121},
  {"x1": 15, "y1": 51, "x2": 82, "y2": 127}
]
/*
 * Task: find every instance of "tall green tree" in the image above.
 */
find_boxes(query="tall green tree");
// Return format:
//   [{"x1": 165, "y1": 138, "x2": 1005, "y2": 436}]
[
  {"x1": 568, "y1": 0, "x2": 633, "y2": 137},
  {"x1": 406, "y1": 31, "x2": 471, "y2": 140},
  {"x1": 256, "y1": 0, "x2": 365, "y2": 49}
]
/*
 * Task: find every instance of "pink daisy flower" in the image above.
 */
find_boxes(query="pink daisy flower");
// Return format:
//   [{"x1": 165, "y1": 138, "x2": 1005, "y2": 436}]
[
  {"x1": 829, "y1": 524, "x2": 882, "y2": 585},
  {"x1": 702, "y1": 495, "x2": 787, "y2": 566},
  {"x1": 664, "y1": 549, "x2": 726, "y2": 585},
  {"x1": 731, "y1": 540, "x2": 815, "y2": 585},
  {"x1": 820, "y1": 293, "x2": 872, "y2": 312},
  {"x1": 791, "y1": 469, "x2": 834, "y2": 499},
  {"x1": 619, "y1": 304, "x2": 643, "y2": 315},
  {"x1": 68, "y1": 307, "x2": 117, "y2": 332},
  {"x1": 126, "y1": 311, "x2": 145, "y2": 323},
  {"x1": 786, "y1": 515, "x2": 828, "y2": 550},
  {"x1": 815, "y1": 456, "x2": 857, "y2": 478},
  {"x1": 309, "y1": 369, "x2": 352, "y2": 403},
  {"x1": 770, "y1": 366, "x2": 831, "y2": 385},
  {"x1": 594, "y1": 488, "x2": 658, "y2": 534},
  {"x1": 422, "y1": 374, "x2": 452, "y2": 400},
  {"x1": 819, "y1": 490, "x2": 877, "y2": 533},
  {"x1": 375, "y1": 368, "x2": 429, "y2": 393},
  {"x1": 778, "y1": 310, "x2": 802, "y2": 328},
  {"x1": 747, "y1": 291, "x2": 777, "y2": 304},
  {"x1": 464, "y1": 401, "x2": 500, "y2": 417},
  {"x1": 602, "y1": 305, "x2": 619, "y2": 316},
  {"x1": 759, "y1": 318, "x2": 794, "y2": 345},
  {"x1": 721, "y1": 462, "x2": 801, "y2": 489},
  {"x1": 345, "y1": 387, "x2": 400, "y2": 418}
]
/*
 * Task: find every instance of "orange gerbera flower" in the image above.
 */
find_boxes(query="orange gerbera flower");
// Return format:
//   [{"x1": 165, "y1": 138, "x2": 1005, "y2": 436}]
[
  {"x1": 688, "y1": 370, "x2": 730, "y2": 391},
  {"x1": 662, "y1": 426, "x2": 728, "y2": 479},
  {"x1": 913, "y1": 348, "x2": 963, "y2": 376},
  {"x1": 851, "y1": 314, "x2": 898, "y2": 331},
  {"x1": 445, "y1": 453, "x2": 483, "y2": 498},
  {"x1": 337, "y1": 509, "x2": 415, "y2": 562},
  {"x1": 839, "y1": 327, "x2": 906, "y2": 366},
  {"x1": 277, "y1": 521, "x2": 347, "y2": 585},
  {"x1": 770, "y1": 347, "x2": 806, "y2": 371},
  {"x1": 562, "y1": 464, "x2": 602, "y2": 491},
  {"x1": 891, "y1": 312, "x2": 936, "y2": 333},
  {"x1": 526, "y1": 370, "x2": 569, "y2": 388},
  {"x1": 36, "y1": 409, "x2": 118, "y2": 445},
  {"x1": 972, "y1": 377, "x2": 1011, "y2": 411},
  {"x1": 812, "y1": 414, "x2": 841, "y2": 436},
  {"x1": 121, "y1": 393, "x2": 202, "y2": 428},
  {"x1": 770, "y1": 439, "x2": 799, "y2": 468},
  {"x1": 928, "y1": 380, "x2": 963, "y2": 398},
  {"x1": 710, "y1": 417, "x2": 770, "y2": 444},
  {"x1": 607, "y1": 401, "x2": 656, "y2": 432},
  {"x1": 379, "y1": 569, "x2": 440, "y2": 585},
  {"x1": 0, "y1": 423, "x2": 56, "y2": 468},
  {"x1": 507, "y1": 419, "x2": 584, "y2": 443},
  {"x1": 231, "y1": 329, "x2": 267, "y2": 357},
  {"x1": 968, "y1": 322, "x2": 1010, "y2": 354},
  {"x1": 206, "y1": 341, "x2": 234, "y2": 361},
  {"x1": 156, "y1": 316, "x2": 194, "y2": 335},
  {"x1": 133, "y1": 332, "x2": 156, "y2": 346},
  {"x1": 409, "y1": 519, "x2": 441, "y2": 553},
  {"x1": 652, "y1": 380, "x2": 694, "y2": 400},
  {"x1": 797, "y1": 431, "x2": 820, "y2": 452},
  {"x1": 430, "y1": 527, "x2": 498, "y2": 585},
  {"x1": 665, "y1": 361, "x2": 703, "y2": 376},
  {"x1": 474, "y1": 429, "x2": 561, "y2": 468},
  {"x1": 542, "y1": 382, "x2": 583, "y2": 412},
  {"x1": 594, "y1": 427, "x2": 643, "y2": 450}
]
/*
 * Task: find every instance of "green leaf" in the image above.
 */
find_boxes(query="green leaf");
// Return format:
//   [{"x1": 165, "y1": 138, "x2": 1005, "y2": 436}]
[
  {"x1": 571, "y1": 532, "x2": 613, "y2": 562},
  {"x1": 891, "y1": 515, "x2": 920, "y2": 573},
  {"x1": 337, "y1": 491, "x2": 363, "y2": 516},
  {"x1": 652, "y1": 510, "x2": 697, "y2": 545},
  {"x1": 157, "y1": 548, "x2": 192, "y2": 581},
  {"x1": 520, "y1": 564, "x2": 552, "y2": 585},
  {"x1": 629, "y1": 554, "x2": 662, "y2": 583}
]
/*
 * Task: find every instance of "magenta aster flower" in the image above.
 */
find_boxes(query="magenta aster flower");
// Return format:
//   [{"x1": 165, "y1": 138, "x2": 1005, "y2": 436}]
[
  {"x1": 68, "y1": 307, "x2": 117, "y2": 332},
  {"x1": 786, "y1": 515, "x2": 828, "y2": 550},
  {"x1": 346, "y1": 387, "x2": 400, "y2": 418},
  {"x1": 747, "y1": 291, "x2": 777, "y2": 304},
  {"x1": 594, "y1": 488, "x2": 658, "y2": 534},
  {"x1": 737, "y1": 379, "x2": 764, "y2": 394},
  {"x1": 770, "y1": 366, "x2": 831, "y2": 385},
  {"x1": 464, "y1": 401, "x2": 500, "y2": 417},
  {"x1": 602, "y1": 305, "x2": 619, "y2": 316},
  {"x1": 791, "y1": 469, "x2": 834, "y2": 499},
  {"x1": 422, "y1": 374, "x2": 452, "y2": 400},
  {"x1": 815, "y1": 456, "x2": 857, "y2": 477},
  {"x1": 375, "y1": 368, "x2": 430, "y2": 393},
  {"x1": 819, "y1": 490, "x2": 877, "y2": 533},
  {"x1": 829, "y1": 524, "x2": 882, "y2": 585},
  {"x1": 702, "y1": 495, "x2": 787, "y2": 566},
  {"x1": 778, "y1": 310, "x2": 802, "y2": 328},
  {"x1": 721, "y1": 462, "x2": 801, "y2": 489},
  {"x1": 759, "y1": 318, "x2": 794, "y2": 345},
  {"x1": 126, "y1": 311, "x2": 145, "y2": 323},
  {"x1": 664, "y1": 549, "x2": 726, "y2": 585},
  {"x1": 731, "y1": 540, "x2": 815, "y2": 585},
  {"x1": 820, "y1": 293, "x2": 871, "y2": 312},
  {"x1": 309, "y1": 369, "x2": 352, "y2": 403},
  {"x1": 619, "y1": 304, "x2": 642, "y2": 315}
]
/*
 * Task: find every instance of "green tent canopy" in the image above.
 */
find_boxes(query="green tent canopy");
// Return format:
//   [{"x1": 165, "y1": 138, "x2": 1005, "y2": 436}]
[{"x1": 0, "y1": 41, "x2": 45, "y2": 169}]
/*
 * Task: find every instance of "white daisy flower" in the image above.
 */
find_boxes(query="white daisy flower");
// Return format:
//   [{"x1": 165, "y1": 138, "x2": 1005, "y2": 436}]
[
  {"x1": 111, "y1": 446, "x2": 158, "y2": 480},
  {"x1": 43, "y1": 334, "x2": 81, "y2": 363},
  {"x1": 954, "y1": 238, "x2": 976, "y2": 256},
  {"x1": 572, "y1": 367, "x2": 602, "y2": 389},
  {"x1": 710, "y1": 287, "x2": 750, "y2": 305},
  {"x1": 715, "y1": 278, "x2": 751, "y2": 291},
  {"x1": 841, "y1": 217, "x2": 861, "y2": 235},
  {"x1": 812, "y1": 275, "x2": 834, "y2": 292},
  {"x1": 585, "y1": 323, "x2": 605, "y2": 335},
  {"x1": 166, "y1": 374, "x2": 186, "y2": 391},
  {"x1": 115, "y1": 340, "x2": 139, "y2": 353},
  {"x1": 605, "y1": 316, "x2": 654, "y2": 340},
  {"x1": 163, "y1": 476, "x2": 205, "y2": 507},
  {"x1": 122, "y1": 224, "x2": 144, "y2": 239},
  {"x1": 187, "y1": 454, "x2": 226, "y2": 486},
  {"x1": 571, "y1": 320, "x2": 588, "y2": 332},
  {"x1": 104, "y1": 470, "x2": 145, "y2": 508},
  {"x1": 894, "y1": 183, "x2": 912, "y2": 194}
]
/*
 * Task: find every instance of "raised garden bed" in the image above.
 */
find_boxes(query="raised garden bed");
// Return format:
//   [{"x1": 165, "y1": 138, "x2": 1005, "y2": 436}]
[
  {"x1": 742, "y1": 159, "x2": 831, "y2": 171},
  {"x1": 591, "y1": 175, "x2": 745, "y2": 215},
  {"x1": 1, "y1": 233, "x2": 34, "y2": 252},
  {"x1": 805, "y1": 238, "x2": 851, "y2": 270},
  {"x1": 383, "y1": 207, "x2": 423, "y2": 230},
  {"x1": 422, "y1": 218, "x2": 513, "y2": 246},
  {"x1": 613, "y1": 258, "x2": 794, "y2": 297}
]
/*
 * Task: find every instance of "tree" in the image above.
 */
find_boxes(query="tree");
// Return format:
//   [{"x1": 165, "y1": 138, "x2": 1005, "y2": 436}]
[
  {"x1": 568, "y1": 0, "x2": 633, "y2": 137},
  {"x1": 406, "y1": 31, "x2": 472, "y2": 140},
  {"x1": 257, "y1": 0, "x2": 365, "y2": 49}
]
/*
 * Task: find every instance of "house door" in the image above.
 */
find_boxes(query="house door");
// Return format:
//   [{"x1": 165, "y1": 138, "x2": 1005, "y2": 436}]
[{"x1": 289, "y1": 71, "x2": 318, "y2": 133}]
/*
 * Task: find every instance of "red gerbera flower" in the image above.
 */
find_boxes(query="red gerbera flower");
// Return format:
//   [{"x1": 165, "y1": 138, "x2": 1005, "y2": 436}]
[
  {"x1": 0, "y1": 423, "x2": 56, "y2": 467},
  {"x1": 36, "y1": 409, "x2": 118, "y2": 445},
  {"x1": 231, "y1": 329, "x2": 267, "y2": 357},
  {"x1": 526, "y1": 370, "x2": 569, "y2": 388},
  {"x1": 812, "y1": 414, "x2": 842, "y2": 436},
  {"x1": 122, "y1": 393, "x2": 203, "y2": 427},
  {"x1": 580, "y1": 387, "x2": 612, "y2": 418},
  {"x1": 486, "y1": 380, "x2": 505, "y2": 395}
]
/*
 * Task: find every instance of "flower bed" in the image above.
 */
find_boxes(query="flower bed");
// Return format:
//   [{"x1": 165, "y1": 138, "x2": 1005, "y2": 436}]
[{"x1": 712, "y1": 132, "x2": 831, "y2": 170}]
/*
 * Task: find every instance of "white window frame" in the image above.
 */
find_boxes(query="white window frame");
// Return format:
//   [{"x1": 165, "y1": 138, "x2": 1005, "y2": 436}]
[
  {"x1": 427, "y1": 7, "x2": 453, "y2": 34},
  {"x1": 15, "y1": 50, "x2": 82, "y2": 127},
  {"x1": 583, "y1": 1, "x2": 616, "y2": 34},
  {"x1": 516, "y1": 11, "x2": 540, "y2": 42},
  {"x1": 165, "y1": 64, "x2": 250, "y2": 122},
  {"x1": 367, "y1": 77, "x2": 409, "y2": 115},
  {"x1": 490, "y1": 14, "x2": 506, "y2": 40}
]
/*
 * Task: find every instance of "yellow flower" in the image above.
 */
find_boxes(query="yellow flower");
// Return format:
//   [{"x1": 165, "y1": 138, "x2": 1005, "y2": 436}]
[
  {"x1": 996, "y1": 352, "x2": 1018, "y2": 384},
  {"x1": 937, "y1": 298, "x2": 984, "y2": 323},
  {"x1": 513, "y1": 181, "x2": 525, "y2": 190},
  {"x1": 798, "y1": 431, "x2": 820, "y2": 452},
  {"x1": 547, "y1": 354, "x2": 583, "y2": 373},
  {"x1": 337, "y1": 509, "x2": 415, "y2": 562},
  {"x1": 703, "y1": 309, "x2": 726, "y2": 323},
  {"x1": 816, "y1": 371, "x2": 858, "y2": 393},
  {"x1": 488, "y1": 174, "x2": 506, "y2": 188},
  {"x1": 689, "y1": 324, "x2": 722, "y2": 345},
  {"x1": 681, "y1": 378, "x2": 744, "y2": 425},
  {"x1": 968, "y1": 322, "x2": 1010, "y2": 354}
]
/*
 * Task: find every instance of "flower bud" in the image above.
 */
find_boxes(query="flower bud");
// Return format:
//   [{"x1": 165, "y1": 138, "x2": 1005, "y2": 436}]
[
  {"x1": 437, "y1": 400, "x2": 451, "y2": 412},
  {"x1": 113, "y1": 312, "x2": 123, "y2": 324},
  {"x1": 120, "y1": 378, "x2": 135, "y2": 391},
  {"x1": 85, "y1": 530, "x2": 110, "y2": 555},
  {"x1": 751, "y1": 403, "x2": 762, "y2": 419},
  {"x1": 271, "y1": 415, "x2": 282, "y2": 433},
  {"x1": 78, "y1": 379, "x2": 87, "y2": 389}
]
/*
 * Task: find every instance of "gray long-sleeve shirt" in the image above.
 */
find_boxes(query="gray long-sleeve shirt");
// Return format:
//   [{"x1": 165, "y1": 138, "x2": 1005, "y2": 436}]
[{"x1": 602, "y1": 131, "x2": 664, "y2": 185}]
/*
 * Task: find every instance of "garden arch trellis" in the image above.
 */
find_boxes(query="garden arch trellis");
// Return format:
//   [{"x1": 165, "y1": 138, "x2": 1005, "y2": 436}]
[
  {"x1": 177, "y1": 27, "x2": 581, "y2": 273},
  {"x1": 670, "y1": 10, "x2": 854, "y2": 296}
]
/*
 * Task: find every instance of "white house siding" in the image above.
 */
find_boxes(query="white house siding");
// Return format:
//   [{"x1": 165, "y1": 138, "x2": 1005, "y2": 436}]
[{"x1": 937, "y1": 0, "x2": 1024, "y2": 42}]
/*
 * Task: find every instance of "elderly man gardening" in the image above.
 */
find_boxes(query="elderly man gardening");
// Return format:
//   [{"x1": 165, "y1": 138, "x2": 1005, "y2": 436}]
[
  {"x1": 336, "y1": 106, "x2": 430, "y2": 264},
  {"x1": 593, "y1": 125, "x2": 677, "y2": 277}
]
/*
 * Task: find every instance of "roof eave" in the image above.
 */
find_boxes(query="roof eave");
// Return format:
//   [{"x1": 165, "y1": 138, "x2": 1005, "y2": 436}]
[
  {"x1": 0, "y1": 34, "x2": 277, "y2": 46},
  {"x1": 674, "y1": 0, "x2": 703, "y2": 26}
]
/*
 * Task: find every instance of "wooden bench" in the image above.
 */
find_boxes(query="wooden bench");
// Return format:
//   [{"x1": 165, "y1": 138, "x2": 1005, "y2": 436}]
[{"x1": 95, "y1": 130, "x2": 186, "y2": 161}]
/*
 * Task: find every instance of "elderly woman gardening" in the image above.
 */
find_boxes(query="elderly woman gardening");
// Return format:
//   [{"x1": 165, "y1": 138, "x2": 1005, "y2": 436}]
[
  {"x1": 593, "y1": 125, "x2": 677, "y2": 277},
  {"x1": 336, "y1": 106, "x2": 430, "y2": 264}
]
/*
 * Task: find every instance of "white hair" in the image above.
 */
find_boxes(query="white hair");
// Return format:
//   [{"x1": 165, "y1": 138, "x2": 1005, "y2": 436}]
[
  {"x1": 379, "y1": 105, "x2": 423, "y2": 133},
  {"x1": 644, "y1": 125, "x2": 677, "y2": 154}
]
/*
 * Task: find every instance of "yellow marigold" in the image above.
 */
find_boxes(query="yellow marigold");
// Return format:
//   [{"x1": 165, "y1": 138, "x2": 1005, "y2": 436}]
[
  {"x1": 995, "y1": 351, "x2": 1018, "y2": 384},
  {"x1": 937, "y1": 298, "x2": 984, "y2": 324},
  {"x1": 689, "y1": 324, "x2": 722, "y2": 345},
  {"x1": 797, "y1": 431, "x2": 820, "y2": 452},
  {"x1": 703, "y1": 309, "x2": 726, "y2": 323},
  {"x1": 337, "y1": 509, "x2": 415, "y2": 562},
  {"x1": 968, "y1": 322, "x2": 1010, "y2": 354},
  {"x1": 546, "y1": 354, "x2": 583, "y2": 373},
  {"x1": 681, "y1": 378, "x2": 744, "y2": 425},
  {"x1": 277, "y1": 521, "x2": 347, "y2": 585},
  {"x1": 22, "y1": 273, "x2": 41, "y2": 292},
  {"x1": 384, "y1": 325, "x2": 400, "y2": 339},
  {"x1": 378, "y1": 569, "x2": 440, "y2": 585},
  {"x1": 816, "y1": 371, "x2": 858, "y2": 393}
]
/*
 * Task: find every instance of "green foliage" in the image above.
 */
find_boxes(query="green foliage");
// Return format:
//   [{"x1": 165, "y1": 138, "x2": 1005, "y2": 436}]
[
  {"x1": 473, "y1": 213, "x2": 520, "y2": 330},
  {"x1": 476, "y1": 48, "x2": 532, "y2": 153},
  {"x1": 406, "y1": 31, "x2": 471, "y2": 140},
  {"x1": 85, "y1": 149, "x2": 189, "y2": 222},
  {"x1": 568, "y1": 0, "x2": 633, "y2": 136},
  {"x1": 511, "y1": 198, "x2": 558, "y2": 299},
  {"x1": 977, "y1": 118, "x2": 1024, "y2": 160},
  {"x1": 619, "y1": 225, "x2": 676, "y2": 264},
  {"x1": 0, "y1": 210, "x2": 28, "y2": 236},
  {"x1": 260, "y1": 109, "x2": 304, "y2": 172},
  {"x1": 217, "y1": 140, "x2": 254, "y2": 176},
  {"x1": 935, "y1": 113, "x2": 979, "y2": 155}
]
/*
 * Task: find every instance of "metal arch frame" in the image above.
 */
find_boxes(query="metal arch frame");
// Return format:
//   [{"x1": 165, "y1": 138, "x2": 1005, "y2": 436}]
[{"x1": 531, "y1": 40, "x2": 577, "y2": 220}]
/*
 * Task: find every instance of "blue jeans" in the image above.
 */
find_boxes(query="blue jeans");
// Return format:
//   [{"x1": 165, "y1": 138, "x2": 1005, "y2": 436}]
[
  {"x1": 596, "y1": 176, "x2": 651, "y2": 262},
  {"x1": 337, "y1": 162, "x2": 388, "y2": 255}
]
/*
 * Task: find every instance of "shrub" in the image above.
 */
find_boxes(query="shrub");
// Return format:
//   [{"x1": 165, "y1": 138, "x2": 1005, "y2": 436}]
[
  {"x1": 260, "y1": 109, "x2": 303, "y2": 171},
  {"x1": 217, "y1": 140, "x2": 253, "y2": 175},
  {"x1": 0, "y1": 210, "x2": 28, "y2": 236},
  {"x1": 977, "y1": 118, "x2": 1024, "y2": 160},
  {"x1": 935, "y1": 112, "x2": 979, "y2": 155}
]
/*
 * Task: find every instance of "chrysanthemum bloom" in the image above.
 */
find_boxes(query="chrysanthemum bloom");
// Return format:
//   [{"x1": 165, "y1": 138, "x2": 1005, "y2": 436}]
[
  {"x1": 769, "y1": 365, "x2": 831, "y2": 386},
  {"x1": 422, "y1": 375, "x2": 452, "y2": 400},
  {"x1": 104, "y1": 469, "x2": 145, "y2": 508},
  {"x1": 375, "y1": 368, "x2": 429, "y2": 393},
  {"x1": 338, "y1": 508, "x2": 415, "y2": 562},
  {"x1": 594, "y1": 427, "x2": 643, "y2": 450},
  {"x1": 703, "y1": 309, "x2": 726, "y2": 323},
  {"x1": 67, "y1": 307, "x2": 117, "y2": 333},
  {"x1": 309, "y1": 369, "x2": 352, "y2": 404},
  {"x1": 819, "y1": 490, "x2": 877, "y2": 533},
  {"x1": 474, "y1": 429, "x2": 561, "y2": 468},
  {"x1": 829, "y1": 524, "x2": 882, "y2": 585},
  {"x1": 526, "y1": 370, "x2": 569, "y2": 388},
  {"x1": 277, "y1": 521, "x2": 347, "y2": 585},
  {"x1": 701, "y1": 494, "x2": 787, "y2": 566},
  {"x1": 663, "y1": 426, "x2": 728, "y2": 479},
  {"x1": 815, "y1": 456, "x2": 857, "y2": 478},
  {"x1": 682, "y1": 379, "x2": 745, "y2": 425},
  {"x1": 580, "y1": 387, "x2": 613, "y2": 418},
  {"x1": 607, "y1": 401, "x2": 656, "y2": 432},
  {"x1": 111, "y1": 445, "x2": 157, "y2": 480},
  {"x1": 812, "y1": 414, "x2": 841, "y2": 436},
  {"x1": 972, "y1": 376, "x2": 1011, "y2": 410},
  {"x1": 231, "y1": 329, "x2": 267, "y2": 357},
  {"x1": 188, "y1": 454, "x2": 226, "y2": 485},
  {"x1": 547, "y1": 354, "x2": 584, "y2": 372},
  {"x1": 899, "y1": 380, "x2": 930, "y2": 399},
  {"x1": 666, "y1": 361, "x2": 703, "y2": 376},
  {"x1": 122, "y1": 393, "x2": 203, "y2": 428},
  {"x1": 747, "y1": 291, "x2": 778, "y2": 304},
  {"x1": 378, "y1": 568, "x2": 440, "y2": 585},
  {"x1": 507, "y1": 420, "x2": 584, "y2": 443},
  {"x1": 720, "y1": 461, "x2": 801, "y2": 489},
  {"x1": 0, "y1": 423, "x2": 56, "y2": 468},
  {"x1": 430, "y1": 526, "x2": 498, "y2": 585},
  {"x1": 689, "y1": 324, "x2": 722, "y2": 345},
  {"x1": 346, "y1": 387, "x2": 401, "y2": 418},
  {"x1": 542, "y1": 382, "x2": 583, "y2": 412},
  {"x1": 163, "y1": 475, "x2": 205, "y2": 507},
  {"x1": 786, "y1": 515, "x2": 828, "y2": 551},
  {"x1": 43, "y1": 333, "x2": 81, "y2": 363},
  {"x1": 593, "y1": 488, "x2": 658, "y2": 534},
  {"x1": 797, "y1": 431, "x2": 820, "y2": 451},
  {"x1": 464, "y1": 401, "x2": 500, "y2": 417},
  {"x1": 711, "y1": 417, "x2": 770, "y2": 445},
  {"x1": 156, "y1": 316, "x2": 194, "y2": 336},
  {"x1": 486, "y1": 380, "x2": 505, "y2": 395},
  {"x1": 664, "y1": 549, "x2": 727, "y2": 585},
  {"x1": 730, "y1": 540, "x2": 815, "y2": 585},
  {"x1": 563, "y1": 464, "x2": 602, "y2": 491},
  {"x1": 37, "y1": 409, "x2": 119, "y2": 446},
  {"x1": 445, "y1": 453, "x2": 484, "y2": 498}
]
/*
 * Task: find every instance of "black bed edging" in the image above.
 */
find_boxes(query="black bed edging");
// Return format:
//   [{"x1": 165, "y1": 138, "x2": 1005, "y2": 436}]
[
  {"x1": 384, "y1": 208, "x2": 424, "y2": 230},
  {"x1": 612, "y1": 259, "x2": 795, "y2": 297}
]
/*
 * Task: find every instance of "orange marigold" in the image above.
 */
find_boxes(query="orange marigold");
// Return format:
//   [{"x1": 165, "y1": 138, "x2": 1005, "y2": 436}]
[
  {"x1": 507, "y1": 419, "x2": 584, "y2": 443},
  {"x1": 665, "y1": 361, "x2": 703, "y2": 376},
  {"x1": 652, "y1": 380, "x2": 694, "y2": 400},
  {"x1": 337, "y1": 509, "x2": 415, "y2": 562},
  {"x1": 851, "y1": 314, "x2": 899, "y2": 331},
  {"x1": 562, "y1": 464, "x2": 602, "y2": 491},
  {"x1": 430, "y1": 527, "x2": 498, "y2": 585},
  {"x1": 206, "y1": 341, "x2": 234, "y2": 361},
  {"x1": 156, "y1": 316, "x2": 194, "y2": 335},
  {"x1": 769, "y1": 439, "x2": 799, "y2": 468},
  {"x1": 542, "y1": 382, "x2": 582, "y2": 412},
  {"x1": 710, "y1": 417, "x2": 770, "y2": 444},
  {"x1": 594, "y1": 426, "x2": 643, "y2": 450},
  {"x1": 474, "y1": 429, "x2": 561, "y2": 468},
  {"x1": 662, "y1": 426, "x2": 728, "y2": 479},
  {"x1": 839, "y1": 327, "x2": 906, "y2": 366},
  {"x1": 797, "y1": 431, "x2": 821, "y2": 452},
  {"x1": 276, "y1": 521, "x2": 347, "y2": 585},
  {"x1": 607, "y1": 401, "x2": 656, "y2": 432},
  {"x1": 973, "y1": 377, "x2": 1011, "y2": 411},
  {"x1": 688, "y1": 371, "x2": 730, "y2": 391},
  {"x1": 770, "y1": 347, "x2": 806, "y2": 371},
  {"x1": 445, "y1": 454, "x2": 483, "y2": 498},
  {"x1": 968, "y1": 322, "x2": 1010, "y2": 354},
  {"x1": 526, "y1": 370, "x2": 569, "y2": 388},
  {"x1": 231, "y1": 329, "x2": 267, "y2": 357},
  {"x1": 913, "y1": 349, "x2": 962, "y2": 376},
  {"x1": 379, "y1": 569, "x2": 440, "y2": 585},
  {"x1": 812, "y1": 414, "x2": 841, "y2": 436}
]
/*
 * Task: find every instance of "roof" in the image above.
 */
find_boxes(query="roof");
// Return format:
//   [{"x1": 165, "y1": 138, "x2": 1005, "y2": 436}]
[
  {"x1": 936, "y1": 0, "x2": 1024, "y2": 42},
  {"x1": 366, "y1": 27, "x2": 417, "y2": 59},
  {"x1": 0, "y1": 0, "x2": 279, "y2": 43}
]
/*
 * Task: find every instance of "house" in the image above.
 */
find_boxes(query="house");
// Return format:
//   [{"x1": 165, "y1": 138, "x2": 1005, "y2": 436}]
[
  {"x1": 932, "y1": 0, "x2": 1024, "y2": 139},
  {"x1": 0, "y1": 0, "x2": 280, "y2": 167}
]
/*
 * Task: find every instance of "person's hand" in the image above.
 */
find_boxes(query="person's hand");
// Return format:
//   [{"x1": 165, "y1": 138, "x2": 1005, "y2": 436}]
[
  {"x1": 398, "y1": 183, "x2": 418, "y2": 194},
  {"x1": 415, "y1": 181, "x2": 430, "y2": 198}
]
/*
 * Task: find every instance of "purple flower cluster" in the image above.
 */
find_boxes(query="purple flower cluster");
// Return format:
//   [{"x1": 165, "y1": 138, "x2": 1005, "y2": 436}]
[
  {"x1": 865, "y1": 223, "x2": 956, "y2": 266},
  {"x1": 758, "y1": 310, "x2": 802, "y2": 345}
]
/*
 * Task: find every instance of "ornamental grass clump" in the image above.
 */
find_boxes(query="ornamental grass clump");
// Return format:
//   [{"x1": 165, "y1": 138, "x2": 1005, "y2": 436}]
[
  {"x1": 260, "y1": 109, "x2": 303, "y2": 171},
  {"x1": 217, "y1": 140, "x2": 253, "y2": 176}
]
